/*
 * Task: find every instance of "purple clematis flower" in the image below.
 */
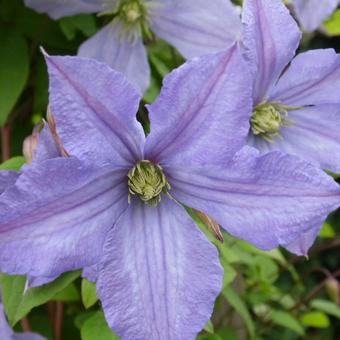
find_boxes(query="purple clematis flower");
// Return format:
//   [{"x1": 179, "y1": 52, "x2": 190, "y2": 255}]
[
  {"x1": 1, "y1": 48, "x2": 340, "y2": 339},
  {"x1": 292, "y1": 0, "x2": 338, "y2": 32},
  {"x1": 24, "y1": 0, "x2": 242, "y2": 93},
  {"x1": 0, "y1": 172, "x2": 18, "y2": 195},
  {"x1": 0, "y1": 293, "x2": 45, "y2": 340},
  {"x1": 242, "y1": 0, "x2": 340, "y2": 174}
]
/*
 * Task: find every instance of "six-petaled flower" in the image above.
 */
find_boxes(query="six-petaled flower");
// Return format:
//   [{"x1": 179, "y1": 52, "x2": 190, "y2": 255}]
[
  {"x1": 0, "y1": 47, "x2": 339, "y2": 338},
  {"x1": 241, "y1": 0, "x2": 340, "y2": 175}
]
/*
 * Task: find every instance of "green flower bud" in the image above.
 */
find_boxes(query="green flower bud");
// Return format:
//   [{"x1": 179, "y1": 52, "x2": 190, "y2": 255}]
[{"x1": 128, "y1": 160, "x2": 170, "y2": 206}]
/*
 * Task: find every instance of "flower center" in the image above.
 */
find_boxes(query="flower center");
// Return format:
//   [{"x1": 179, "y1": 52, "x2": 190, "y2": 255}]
[
  {"x1": 100, "y1": 0, "x2": 151, "y2": 42},
  {"x1": 120, "y1": 0, "x2": 145, "y2": 24},
  {"x1": 250, "y1": 102, "x2": 295, "y2": 142},
  {"x1": 128, "y1": 160, "x2": 170, "y2": 206}
]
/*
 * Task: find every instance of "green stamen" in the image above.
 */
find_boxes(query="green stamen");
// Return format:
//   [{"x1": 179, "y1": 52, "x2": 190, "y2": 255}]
[
  {"x1": 250, "y1": 102, "x2": 298, "y2": 142},
  {"x1": 128, "y1": 160, "x2": 170, "y2": 206},
  {"x1": 120, "y1": 1, "x2": 144, "y2": 23},
  {"x1": 98, "y1": 0, "x2": 152, "y2": 42}
]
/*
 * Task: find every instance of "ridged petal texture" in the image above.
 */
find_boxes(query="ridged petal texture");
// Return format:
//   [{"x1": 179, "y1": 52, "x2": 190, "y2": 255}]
[
  {"x1": 97, "y1": 197, "x2": 223, "y2": 340},
  {"x1": 150, "y1": 0, "x2": 241, "y2": 58},
  {"x1": 165, "y1": 147, "x2": 340, "y2": 256},
  {"x1": 24, "y1": 0, "x2": 104, "y2": 19},
  {"x1": 293, "y1": 0, "x2": 338, "y2": 32},
  {"x1": 244, "y1": 0, "x2": 340, "y2": 173},
  {"x1": 145, "y1": 45, "x2": 252, "y2": 166}
]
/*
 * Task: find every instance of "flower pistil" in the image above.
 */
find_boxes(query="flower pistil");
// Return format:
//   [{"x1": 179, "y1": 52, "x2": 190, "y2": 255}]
[
  {"x1": 250, "y1": 102, "x2": 298, "y2": 142},
  {"x1": 100, "y1": 0, "x2": 152, "y2": 42},
  {"x1": 128, "y1": 160, "x2": 170, "y2": 206}
]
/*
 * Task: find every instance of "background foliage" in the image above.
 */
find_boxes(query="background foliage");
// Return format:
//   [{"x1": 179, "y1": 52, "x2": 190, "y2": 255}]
[{"x1": 0, "y1": 0, "x2": 339, "y2": 339}]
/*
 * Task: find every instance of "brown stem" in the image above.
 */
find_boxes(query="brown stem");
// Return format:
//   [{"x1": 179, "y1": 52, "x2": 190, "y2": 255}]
[
  {"x1": 54, "y1": 301, "x2": 64, "y2": 340},
  {"x1": 1, "y1": 124, "x2": 11, "y2": 161},
  {"x1": 290, "y1": 268, "x2": 340, "y2": 312},
  {"x1": 20, "y1": 317, "x2": 31, "y2": 332},
  {"x1": 47, "y1": 301, "x2": 56, "y2": 324}
]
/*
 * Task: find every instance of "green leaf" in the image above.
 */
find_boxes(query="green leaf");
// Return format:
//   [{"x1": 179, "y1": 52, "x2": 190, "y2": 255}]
[
  {"x1": 143, "y1": 76, "x2": 161, "y2": 103},
  {"x1": 197, "y1": 335, "x2": 223, "y2": 340},
  {"x1": 221, "y1": 260, "x2": 237, "y2": 288},
  {"x1": 81, "y1": 279, "x2": 98, "y2": 309},
  {"x1": 0, "y1": 28, "x2": 29, "y2": 125},
  {"x1": 222, "y1": 286, "x2": 255, "y2": 338},
  {"x1": 149, "y1": 53, "x2": 171, "y2": 78},
  {"x1": 80, "y1": 311, "x2": 119, "y2": 340},
  {"x1": 319, "y1": 223, "x2": 336, "y2": 238},
  {"x1": 0, "y1": 271, "x2": 80, "y2": 325},
  {"x1": 216, "y1": 327, "x2": 238, "y2": 340},
  {"x1": 147, "y1": 40, "x2": 183, "y2": 78},
  {"x1": 300, "y1": 311, "x2": 330, "y2": 328},
  {"x1": 204, "y1": 320, "x2": 214, "y2": 334},
  {"x1": 13, "y1": 4, "x2": 74, "y2": 49},
  {"x1": 0, "y1": 156, "x2": 25, "y2": 170},
  {"x1": 53, "y1": 282, "x2": 80, "y2": 302},
  {"x1": 269, "y1": 310, "x2": 305, "y2": 336},
  {"x1": 252, "y1": 255, "x2": 279, "y2": 284},
  {"x1": 325, "y1": 10, "x2": 340, "y2": 36},
  {"x1": 237, "y1": 241, "x2": 286, "y2": 265},
  {"x1": 0, "y1": 274, "x2": 26, "y2": 323},
  {"x1": 217, "y1": 243, "x2": 241, "y2": 264},
  {"x1": 310, "y1": 299, "x2": 340, "y2": 319},
  {"x1": 75, "y1": 311, "x2": 97, "y2": 329},
  {"x1": 59, "y1": 14, "x2": 97, "y2": 40},
  {"x1": 32, "y1": 56, "x2": 48, "y2": 115}
]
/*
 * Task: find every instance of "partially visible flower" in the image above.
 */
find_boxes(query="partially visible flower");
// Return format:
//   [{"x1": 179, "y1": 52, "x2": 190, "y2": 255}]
[
  {"x1": 242, "y1": 0, "x2": 340, "y2": 174},
  {"x1": 3, "y1": 117, "x2": 70, "y2": 288},
  {"x1": 0, "y1": 50, "x2": 339, "y2": 339},
  {"x1": 292, "y1": 0, "x2": 338, "y2": 32},
  {"x1": 24, "y1": 0, "x2": 242, "y2": 92},
  {"x1": 0, "y1": 293, "x2": 45, "y2": 340}
]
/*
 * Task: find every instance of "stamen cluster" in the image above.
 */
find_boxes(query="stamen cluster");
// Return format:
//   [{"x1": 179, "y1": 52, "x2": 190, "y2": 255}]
[
  {"x1": 250, "y1": 102, "x2": 295, "y2": 142},
  {"x1": 128, "y1": 160, "x2": 170, "y2": 206},
  {"x1": 100, "y1": 0, "x2": 151, "y2": 42}
]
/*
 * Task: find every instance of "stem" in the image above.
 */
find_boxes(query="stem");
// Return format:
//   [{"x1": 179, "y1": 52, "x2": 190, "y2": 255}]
[
  {"x1": 20, "y1": 317, "x2": 31, "y2": 332},
  {"x1": 1, "y1": 124, "x2": 11, "y2": 161},
  {"x1": 54, "y1": 301, "x2": 64, "y2": 340},
  {"x1": 47, "y1": 301, "x2": 56, "y2": 324}
]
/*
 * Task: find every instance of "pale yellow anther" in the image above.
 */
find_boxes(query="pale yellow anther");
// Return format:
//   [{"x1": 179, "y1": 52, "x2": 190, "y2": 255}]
[
  {"x1": 128, "y1": 160, "x2": 170, "y2": 206},
  {"x1": 250, "y1": 102, "x2": 297, "y2": 142},
  {"x1": 121, "y1": 2, "x2": 142, "y2": 23}
]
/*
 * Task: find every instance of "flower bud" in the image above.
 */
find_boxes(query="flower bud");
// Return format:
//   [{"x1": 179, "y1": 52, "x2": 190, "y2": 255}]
[
  {"x1": 195, "y1": 210, "x2": 224, "y2": 242},
  {"x1": 47, "y1": 107, "x2": 69, "y2": 157},
  {"x1": 325, "y1": 277, "x2": 340, "y2": 305},
  {"x1": 23, "y1": 132, "x2": 39, "y2": 164}
]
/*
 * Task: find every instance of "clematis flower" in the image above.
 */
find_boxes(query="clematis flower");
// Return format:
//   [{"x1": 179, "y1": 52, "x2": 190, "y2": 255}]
[
  {"x1": 24, "y1": 0, "x2": 242, "y2": 93},
  {"x1": 292, "y1": 0, "x2": 338, "y2": 32},
  {"x1": 0, "y1": 172, "x2": 18, "y2": 196},
  {"x1": 1, "y1": 48, "x2": 340, "y2": 339},
  {"x1": 0, "y1": 293, "x2": 45, "y2": 340},
  {"x1": 242, "y1": 0, "x2": 340, "y2": 174}
]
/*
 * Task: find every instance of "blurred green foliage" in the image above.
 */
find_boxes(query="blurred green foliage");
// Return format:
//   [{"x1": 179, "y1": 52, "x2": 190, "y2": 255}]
[{"x1": 0, "y1": 0, "x2": 339, "y2": 339}]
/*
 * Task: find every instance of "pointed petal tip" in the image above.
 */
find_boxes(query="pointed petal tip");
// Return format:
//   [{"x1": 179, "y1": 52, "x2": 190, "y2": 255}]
[
  {"x1": 97, "y1": 199, "x2": 223, "y2": 339},
  {"x1": 40, "y1": 46, "x2": 49, "y2": 58}
]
